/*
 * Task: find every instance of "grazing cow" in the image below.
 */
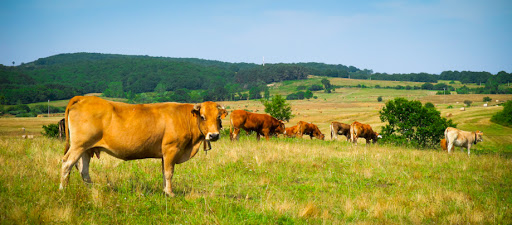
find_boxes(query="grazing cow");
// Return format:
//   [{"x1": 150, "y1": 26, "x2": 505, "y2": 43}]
[
  {"x1": 59, "y1": 96, "x2": 227, "y2": 196},
  {"x1": 350, "y1": 121, "x2": 381, "y2": 145},
  {"x1": 58, "y1": 118, "x2": 65, "y2": 140},
  {"x1": 444, "y1": 127, "x2": 483, "y2": 155},
  {"x1": 230, "y1": 110, "x2": 285, "y2": 141},
  {"x1": 330, "y1": 121, "x2": 351, "y2": 141},
  {"x1": 440, "y1": 138, "x2": 454, "y2": 151},
  {"x1": 297, "y1": 121, "x2": 325, "y2": 140},
  {"x1": 284, "y1": 124, "x2": 301, "y2": 138}
]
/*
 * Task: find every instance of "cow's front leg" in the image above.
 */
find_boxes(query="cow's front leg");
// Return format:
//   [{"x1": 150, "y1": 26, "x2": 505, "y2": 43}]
[
  {"x1": 467, "y1": 144, "x2": 472, "y2": 156},
  {"x1": 162, "y1": 147, "x2": 178, "y2": 197},
  {"x1": 261, "y1": 129, "x2": 270, "y2": 140}
]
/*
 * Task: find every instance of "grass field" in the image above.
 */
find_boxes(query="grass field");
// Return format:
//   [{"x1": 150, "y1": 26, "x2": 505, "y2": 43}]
[{"x1": 1, "y1": 79, "x2": 512, "y2": 224}]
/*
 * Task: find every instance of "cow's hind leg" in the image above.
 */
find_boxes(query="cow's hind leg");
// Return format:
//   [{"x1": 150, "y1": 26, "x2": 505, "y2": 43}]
[
  {"x1": 60, "y1": 147, "x2": 88, "y2": 190},
  {"x1": 75, "y1": 151, "x2": 92, "y2": 184}
]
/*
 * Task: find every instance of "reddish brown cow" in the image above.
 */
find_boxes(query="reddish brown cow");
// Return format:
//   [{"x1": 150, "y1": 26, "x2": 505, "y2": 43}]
[
  {"x1": 284, "y1": 124, "x2": 301, "y2": 138},
  {"x1": 350, "y1": 121, "x2": 381, "y2": 145},
  {"x1": 297, "y1": 121, "x2": 325, "y2": 140},
  {"x1": 330, "y1": 121, "x2": 351, "y2": 141},
  {"x1": 230, "y1": 110, "x2": 285, "y2": 141},
  {"x1": 59, "y1": 96, "x2": 227, "y2": 196},
  {"x1": 440, "y1": 138, "x2": 455, "y2": 151}
]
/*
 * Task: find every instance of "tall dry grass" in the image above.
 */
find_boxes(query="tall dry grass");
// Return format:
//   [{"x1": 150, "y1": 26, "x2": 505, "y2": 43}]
[{"x1": 1, "y1": 134, "x2": 511, "y2": 224}]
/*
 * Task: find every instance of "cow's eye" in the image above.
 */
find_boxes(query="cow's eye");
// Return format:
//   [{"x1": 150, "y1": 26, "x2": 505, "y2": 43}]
[{"x1": 201, "y1": 115, "x2": 206, "y2": 120}]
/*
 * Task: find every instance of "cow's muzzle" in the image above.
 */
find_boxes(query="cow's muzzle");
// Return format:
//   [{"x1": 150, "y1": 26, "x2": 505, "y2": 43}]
[{"x1": 206, "y1": 133, "x2": 220, "y2": 141}]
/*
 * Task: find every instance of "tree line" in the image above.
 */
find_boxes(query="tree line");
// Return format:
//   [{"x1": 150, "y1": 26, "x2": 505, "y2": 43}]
[{"x1": 1, "y1": 53, "x2": 511, "y2": 105}]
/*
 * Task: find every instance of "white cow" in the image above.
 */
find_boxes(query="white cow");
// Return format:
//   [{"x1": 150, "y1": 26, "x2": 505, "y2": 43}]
[{"x1": 444, "y1": 127, "x2": 483, "y2": 156}]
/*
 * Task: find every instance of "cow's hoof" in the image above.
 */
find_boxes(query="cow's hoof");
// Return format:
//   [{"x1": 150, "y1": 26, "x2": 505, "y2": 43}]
[{"x1": 165, "y1": 191, "x2": 175, "y2": 197}]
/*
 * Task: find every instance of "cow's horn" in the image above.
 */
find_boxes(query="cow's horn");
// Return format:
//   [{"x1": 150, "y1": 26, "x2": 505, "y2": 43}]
[
  {"x1": 217, "y1": 104, "x2": 225, "y2": 110},
  {"x1": 193, "y1": 104, "x2": 201, "y2": 111}
]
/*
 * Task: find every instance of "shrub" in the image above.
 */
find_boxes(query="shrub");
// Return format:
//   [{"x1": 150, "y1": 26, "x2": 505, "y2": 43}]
[
  {"x1": 308, "y1": 84, "x2": 323, "y2": 91},
  {"x1": 260, "y1": 95, "x2": 293, "y2": 122},
  {"x1": 42, "y1": 123, "x2": 60, "y2": 138},
  {"x1": 377, "y1": 96, "x2": 383, "y2": 102},
  {"x1": 379, "y1": 97, "x2": 456, "y2": 148},
  {"x1": 483, "y1": 96, "x2": 492, "y2": 102},
  {"x1": 447, "y1": 105, "x2": 453, "y2": 109},
  {"x1": 491, "y1": 101, "x2": 512, "y2": 127},
  {"x1": 464, "y1": 100, "x2": 472, "y2": 107},
  {"x1": 424, "y1": 102, "x2": 435, "y2": 108},
  {"x1": 296, "y1": 85, "x2": 307, "y2": 91}
]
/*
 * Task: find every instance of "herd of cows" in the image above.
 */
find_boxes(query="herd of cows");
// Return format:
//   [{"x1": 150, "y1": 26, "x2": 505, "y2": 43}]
[
  {"x1": 56, "y1": 96, "x2": 484, "y2": 196},
  {"x1": 227, "y1": 109, "x2": 381, "y2": 145}
]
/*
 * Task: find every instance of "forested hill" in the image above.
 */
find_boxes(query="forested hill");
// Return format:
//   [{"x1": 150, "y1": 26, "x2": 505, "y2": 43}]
[{"x1": 1, "y1": 52, "x2": 511, "y2": 104}]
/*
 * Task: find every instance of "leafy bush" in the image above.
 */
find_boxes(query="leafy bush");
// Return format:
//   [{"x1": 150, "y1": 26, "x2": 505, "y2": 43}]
[
  {"x1": 42, "y1": 123, "x2": 60, "y2": 138},
  {"x1": 6, "y1": 104, "x2": 30, "y2": 115},
  {"x1": 491, "y1": 101, "x2": 512, "y2": 127},
  {"x1": 483, "y1": 96, "x2": 492, "y2": 102},
  {"x1": 16, "y1": 112, "x2": 37, "y2": 117},
  {"x1": 308, "y1": 84, "x2": 323, "y2": 91},
  {"x1": 464, "y1": 100, "x2": 472, "y2": 107},
  {"x1": 379, "y1": 97, "x2": 456, "y2": 148},
  {"x1": 31, "y1": 105, "x2": 65, "y2": 114},
  {"x1": 260, "y1": 95, "x2": 293, "y2": 122},
  {"x1": 424, "y1": 102, "x2": 435, "y2": 108},
  {"x1": 377, "y1": 96, "x2": 383, "y2": 102},
  {"x1": 447, "y1": 105, "x2": 453, "y2": 109}
]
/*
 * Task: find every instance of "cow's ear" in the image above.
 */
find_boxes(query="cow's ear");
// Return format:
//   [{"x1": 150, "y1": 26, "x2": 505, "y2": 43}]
[
  {"x1": 218, "y1": 105, "x2": 228, "y2": 119},
  {"x1": 191, "y1": 104, "x2": 201, "y2": 117}
]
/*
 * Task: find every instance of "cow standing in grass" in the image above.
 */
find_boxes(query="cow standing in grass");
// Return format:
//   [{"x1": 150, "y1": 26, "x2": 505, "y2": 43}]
[
  {"x1": 444, "y1": 127, "x2": 483, "y2": 156},
  {"x1": 229, "y1": 110, "x2": 285, "y2": 141},
  {"x1": 297, "y1": 121, "x2": 325, "y2": 140},
  {"x1": 59, "y1": 96, "x2": 227, "y2": 196},
  {"x1": 350, "y1": 121, "x2": 381, "y2": 145},
  {"x1": 330, "y1": 121, "x2": 351, "y2": 141}
]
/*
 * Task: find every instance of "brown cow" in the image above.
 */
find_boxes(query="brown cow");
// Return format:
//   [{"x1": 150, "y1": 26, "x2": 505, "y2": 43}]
[
  {"x1": 58, "y1": 118, "x2": 65, "y2": 140},
  {"x1": 297, "y1": 121, "x2": 325, "y2": 140},
  {"x1": 350, "y1": 121, "x2": 381, "y2": 145},
  {"x1": 284, "y1": 124, "x2": 301, "y2": 138},
  {"x1": 330, "y1": 121, "x2": 351, "y2": 141},
  {"x1": 229, "y1": 110, "x2": 285, "y2": 141},
  {"x1": 440, "y1": 138, "x2": 455, "y2": 151},
  {"x1": 59, "y1": 96, "x2": 227, "y2": 196},
  {"x1": 444, "y1": 127, "x2": 483, "y2": 155}
]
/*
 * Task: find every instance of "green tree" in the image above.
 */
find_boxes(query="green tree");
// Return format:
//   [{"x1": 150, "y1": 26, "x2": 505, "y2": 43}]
[
  {"x1": 264, "y1": 87, "x2": 270, "y2": 100},
  {"x1": 154, "y1": 82, "x2": 167, "y2": 94},
  {"x1": 483, "y1": 96, "x2": 492, "y2": 102},
  {"x1": 377, "y1": 96, "x2": 383, "y2": 102},
  {"x1": 249, "y1": 86, "x2": 262, "y2": 100},
  {"x1": 304, "y1": 90, "x2": 313, "y2": 99},
  {"x1": 464, "y1": 100, "x2": 472, "y2": 107},
  {"x1": 421, "y1": 82, "x2": 434, "y2": 90},
  {"x1": 321, "y1": 78, "x2": 332, "y2": 93},
  {"x1": 103, "y1": 82, "x2": 124, "y2": 98},
  {"x1": 260, "y1": 95, "x2": 293, "y2": 122},
  {"x1": 491, "y1": 101, "x2": 512, "y2": 127},
  {"x1": 379, "y1": 97, "x2": 456, "y2": 148}
]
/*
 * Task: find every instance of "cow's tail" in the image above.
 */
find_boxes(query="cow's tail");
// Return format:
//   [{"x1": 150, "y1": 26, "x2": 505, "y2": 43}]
[
  {"x1": 444, "y1": 128, "x2": 449, "y2": 146},
  {"x1": 64, "y1": 96, "x2": 82, "y2": 155},
  {"x1": 350, "y1": 124, "x2": 355, "y2": 143},
  {"x1": 229, "y1": 116, "x2": 233, "y2": 140},
  {"x1": 330, "y1": 123, "x2": 334, "y2": 140}
]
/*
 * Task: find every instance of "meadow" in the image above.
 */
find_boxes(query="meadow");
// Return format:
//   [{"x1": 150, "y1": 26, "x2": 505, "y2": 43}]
[{"x1": 1, "y1": 80, "x2": 512, "y2": 224}]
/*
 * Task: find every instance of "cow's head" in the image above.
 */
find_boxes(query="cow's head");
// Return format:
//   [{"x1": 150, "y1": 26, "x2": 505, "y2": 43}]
[
  {"x1": 317, "y1": 133, "x2": 326, "y2": 140},
  {"x1": 274, "y1": 120, "x2": 286, "y2": 135},
  {"x1": 372, "y1": 132, "x2": 382, "y2": 143},
  {"x1": 191, "y1": 101, "x2": 227, "y2": 141},
  {"x1": 475, "y1": 131, "x2": 484, "y2": 144}
]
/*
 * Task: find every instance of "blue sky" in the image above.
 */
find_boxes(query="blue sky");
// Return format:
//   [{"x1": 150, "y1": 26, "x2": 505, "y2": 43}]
[{"x1": 1, "y1": 0, "x2": 511, "y2": 74}]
